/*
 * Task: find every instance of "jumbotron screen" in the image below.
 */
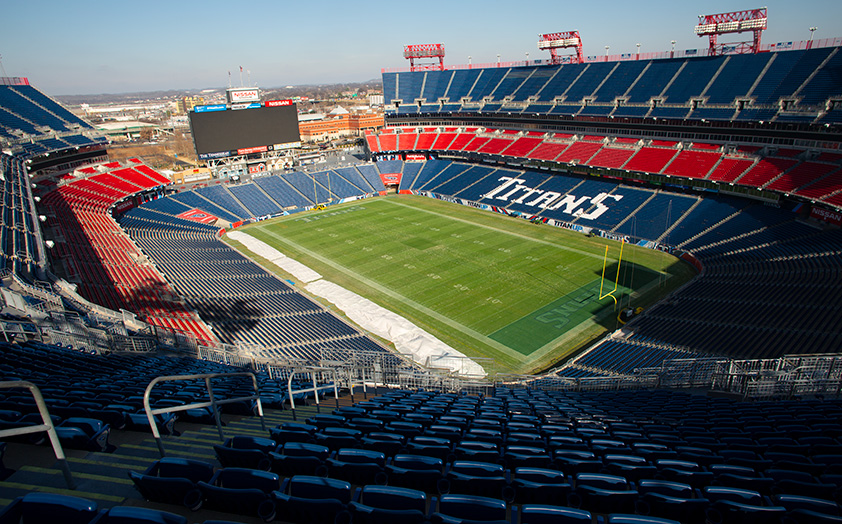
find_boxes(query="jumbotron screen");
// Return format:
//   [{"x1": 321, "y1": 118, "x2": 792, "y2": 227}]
[{"x1": 189, "y1": 101, "x2": 300, "y2": 159}]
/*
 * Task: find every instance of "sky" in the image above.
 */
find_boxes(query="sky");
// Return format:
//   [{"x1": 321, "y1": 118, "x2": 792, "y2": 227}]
[{"x1": 1, "y1": 0, "x2": 840, "y2": 96}]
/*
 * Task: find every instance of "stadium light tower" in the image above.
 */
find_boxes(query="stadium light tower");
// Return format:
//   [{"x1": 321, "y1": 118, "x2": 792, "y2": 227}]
[
  {"x1": 538, "y1": 31, "x2": 585, "y2": 65},
  {"x1": 403, "y1": 43, "x2": 445, "y2": 72},
  {"x1": 808, "y1": 26, "x2": 818, "y2": 49},
  {"x1": 694, "y1": 7, "x2": 768, "y2": 56}
]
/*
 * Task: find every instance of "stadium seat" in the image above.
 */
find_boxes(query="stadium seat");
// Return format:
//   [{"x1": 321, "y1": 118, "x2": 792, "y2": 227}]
[
  {"x1": 702, "y1": 486, "x2": 763, "y2": 505},
  {"x1": 270, "y1": 475, "x2": 352, "y2": 524},
  {"x1": 706, "y1": 500, "x2": 787, "y2": 524},
  {"x1": 314, "y1": 427, "x2": 362, "y2": 451},
  {"x1": 430, "y1": 493, "x2": 508, "y2": 524},
  {"x1": 360, "y1": 431, "x2": 405, "y2": 457},
  {"x1": 607, "y1": 515, "x2": 681, "y2": 524},
  {"x1": 348, "y1": 485, "x2": 428, "y2": 524},
  {"x1": 638, "y1": 493, "x2": 710, "y2": 524},
  {"x1": 385, "y1": 453, "x2": 445, "y2": 493},
  {"x1": 54, "y1": 417, "x2": 114, "y2": 452},
  {"x1": 129, "y1": 457, "x2": 214, "y2": 509},
  {"x1": 512, "y1": 467, "x2": 574, "y2": 505},
  {"x1": 0, "y1": 493, "x2": 99, "y2": 524},
  {"x1": 444, "y1": 460, "x2": 513, "y2": 501},
  {"x1": 575, "y1": 473, "x2": 639, "y2": 514},
  {"x1": 197, "y1": 468, "x2": 278, "y2": 521},
  {"x1": 269, "y1": 441, "x2": 330, "y2": 478},
  {"x1": 324, "y1": 448, "x2": 388, "y2": 485},
  {"x1": 269, "y1": 422, "x2": 317, "y2": 445},
  {"x1": 213, "y1": 435, "x2": 276, "y2": 470},
  {"x1": 519, "y1": 504, "x2": 592, "y2": 524}
]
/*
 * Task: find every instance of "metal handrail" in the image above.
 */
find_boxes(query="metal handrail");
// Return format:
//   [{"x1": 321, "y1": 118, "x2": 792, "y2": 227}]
[
  {"x1": 286, "y1": 367, "x2": 340, "y2": 421},
  {"x1": 142, "y1": 372, "x2": 266, "y2": 457},
  {"x1": 0, "y1": 380, "x2": 75, "y2": 488}
]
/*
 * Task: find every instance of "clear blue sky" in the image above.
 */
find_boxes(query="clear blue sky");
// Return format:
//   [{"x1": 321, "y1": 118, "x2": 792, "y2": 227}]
[{"x1": 2, "y1": 0, "x2": 839, "y2": 95}]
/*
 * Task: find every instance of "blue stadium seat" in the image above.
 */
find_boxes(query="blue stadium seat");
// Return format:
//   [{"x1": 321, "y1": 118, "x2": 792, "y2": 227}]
[
  {"x1": 707, "y1": 500, "x2": 787, "y2": 524},
  {"x1": 269, "y1": 441, "x2": 330, "y2": 478},
  {"x1": 638, "y1": 493, "x2": 710, "y2": 524},
  {"x1": 608, "y1": 515, "x2": 681, "y2": 524},
  {"x1": 430, "y1": 493, "x2": 508, "y2": 524},
  {"x1": 269, "y1": 422, "x2": 317, "y2": 445},
  {"x1": 55, "y1": 417, "x2": 114, "y2": 452},
  {"x1": 197, "y1": 467, "x2": 278, "y2": 520},
  {"x1": 512, "y1": 467, "x2": 574, "y2": 505},
  {"x1": 0, "y1": 493, "x2": 99, "y2": 524},
  {"x1": 444, "y1": 460, "x2": 512, "y2": 501},
  {"x1": 271, "y1": 475, "x2": 352, "y2": 524},
  {"x1": 129, "y1": 457, "x2": 214, "y2": 509},
  {"x1": 519, "y1": 505, "x2": 592, "y2": 524},
  {"x1": 213, "y1": 435, "x2": 276, "y2": 470},
  {"x1": 89, "y1": 506, "x2": 188, "y2": 524},
  {"x1": 348, "y1": 485, "x2": 428, "y2": 524},
  {"x1": 324, "y1": 448, "x2": 387, "y2": 486},
  {"x1": 574, "y1": 473, "x2": 639, "y2": 514},
  {"x1": 385, "y1": 453, "x2": 445, "y2": 494}
]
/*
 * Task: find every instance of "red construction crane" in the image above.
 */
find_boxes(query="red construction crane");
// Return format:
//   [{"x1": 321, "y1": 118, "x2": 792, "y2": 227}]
[
  {"x1": 538, "y1": 31, "x2": 584, "y2": 64},
  {"x1": 695, "y1": 8, "x2": 768, "y2": 56},
  {"x1": 403, "y1": 44, "x2": 445, "y2": 72}
]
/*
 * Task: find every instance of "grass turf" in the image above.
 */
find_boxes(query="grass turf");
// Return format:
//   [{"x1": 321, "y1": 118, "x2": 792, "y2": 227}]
[{"x1": 230, "y1": 194, "x2": 695, "y2": 375}]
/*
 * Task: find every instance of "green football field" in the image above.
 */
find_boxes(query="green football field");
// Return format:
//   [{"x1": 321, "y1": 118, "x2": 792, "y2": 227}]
[{"x1": 230, "y1": 195, "x2": 695, "y2": 374}]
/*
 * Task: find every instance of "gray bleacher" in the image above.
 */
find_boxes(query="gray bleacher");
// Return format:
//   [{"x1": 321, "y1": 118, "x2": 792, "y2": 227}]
[
  {"x1": 168, "y1": 190, "x2": 243, "y2": 223},
  {"x1": 283, "y1": 171, "x2": 330, "y2": 204},
  {"x1": 355, "y1": 164, "x2": 387, "y2": 192},
  {"x1": 228, "y1": 184, "x2": 285, "y2": 217},
  {"x1": 403, "y1": 159, "x2": 452, "y2": 190},
  {"x1": 427, "y1": 165, "x2": 497, "y2": 197},
  {"x1": 195, "y1": 185, "x2": 251, "y2": 220},
  {"x1": 614, "y1": 193, "x2": 697, "y2": 241},
  {"x1": 332, "y1": 166, "x2": 377, "y2": 193},
  {"x1": 254, "y1": 174, "x2": 313, "y2": 209}
]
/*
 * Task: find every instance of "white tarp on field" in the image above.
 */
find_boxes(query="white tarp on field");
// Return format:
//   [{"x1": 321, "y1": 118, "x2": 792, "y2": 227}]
[
  {"x1": 227, "y1": 230, "x2": 485, "y2": 376},
  {"x1": 306, "y1": 279, "x2": 485, "y2": 377},
  {"x1": 228, "y1": 231, "x2": 322, "y2": 283}
]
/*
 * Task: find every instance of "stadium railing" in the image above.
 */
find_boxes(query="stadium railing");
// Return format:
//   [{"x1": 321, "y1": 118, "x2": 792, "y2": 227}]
[
  {"x1": 633, "y1": 353, "x2": 842, "y2": 399},
  {"x1": 142, "y1": 371, "x2": 266, "y2": 457},
  {"x1": 0, "y1": 380, "x2": 75, "y2": 488},
  {"x1": 283, "y1": 366, "x2": 341, "y2": 421}
]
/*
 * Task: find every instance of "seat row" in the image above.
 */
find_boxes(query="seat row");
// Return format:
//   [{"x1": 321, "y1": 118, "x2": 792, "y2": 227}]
[{"x1": 130, "y1": 453, "x2": 842, "y2": 524}]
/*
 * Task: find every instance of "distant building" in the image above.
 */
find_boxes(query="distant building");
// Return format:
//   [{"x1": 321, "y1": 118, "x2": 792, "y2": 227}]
[
  {"x1": 176, "y1": 96, "x2": 205, "y2": 114},
  {"x1": 298, "y1": 108, "x2": 383, "y2": 142},
  {"x1": 369, "y1": 94, "x2": 384, "y2": 106},
  {"x1": 95, "y1": 121, "x2": 158, "y2": 141}
]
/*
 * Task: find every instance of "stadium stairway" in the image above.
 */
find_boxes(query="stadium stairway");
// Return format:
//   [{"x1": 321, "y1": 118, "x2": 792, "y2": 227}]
[{"x1": 0, "y1": 396, "x2": 360, "y2": 523}]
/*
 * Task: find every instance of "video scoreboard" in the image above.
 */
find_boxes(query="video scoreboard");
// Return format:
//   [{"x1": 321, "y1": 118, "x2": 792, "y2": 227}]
[{"x1": 188, "y1": 96, "x2": 301, "y2": 160}]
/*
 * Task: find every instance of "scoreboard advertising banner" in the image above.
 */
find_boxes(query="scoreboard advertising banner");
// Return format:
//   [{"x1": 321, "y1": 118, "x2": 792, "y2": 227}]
[{"x1": 190, "y1": 100, "x2": 300, "y2": 160}]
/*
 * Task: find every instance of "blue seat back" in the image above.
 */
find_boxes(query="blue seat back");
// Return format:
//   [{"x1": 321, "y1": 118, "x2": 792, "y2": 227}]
[
  {"x1": 286, "y1": 475, "x2": 352, "y2": 504},
  {"x1": 520, "y1": 504, "x2": 593, "y2": 524},
  {"x1": 359, "y1": 485, "x2": 426, "y2": 512},
  {"x1": 0, "y1": 493, "x2": 99, "y2": 524},
  {"x1": 436, "y1": 493, "x2": 506, "y2": 521}
]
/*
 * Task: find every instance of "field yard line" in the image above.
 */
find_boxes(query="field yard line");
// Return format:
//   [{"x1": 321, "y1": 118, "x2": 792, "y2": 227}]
[
  {"x1": 382, "y1": 198, "x2": 608, "y2": 261},
  {"x1": 252, "y1": 227, "x2": 526, "y2": 361}
]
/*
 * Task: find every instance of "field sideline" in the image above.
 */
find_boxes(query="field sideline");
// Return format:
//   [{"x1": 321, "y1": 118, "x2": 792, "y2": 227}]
[{"x1": 227, "y1": 195, "x2": 696, "y2": 374}]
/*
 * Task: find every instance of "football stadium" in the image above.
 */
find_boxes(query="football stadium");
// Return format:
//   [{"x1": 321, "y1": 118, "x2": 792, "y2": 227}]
[{"x1": 1, "y1": 7, "x2": 842, "y2": 523}]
